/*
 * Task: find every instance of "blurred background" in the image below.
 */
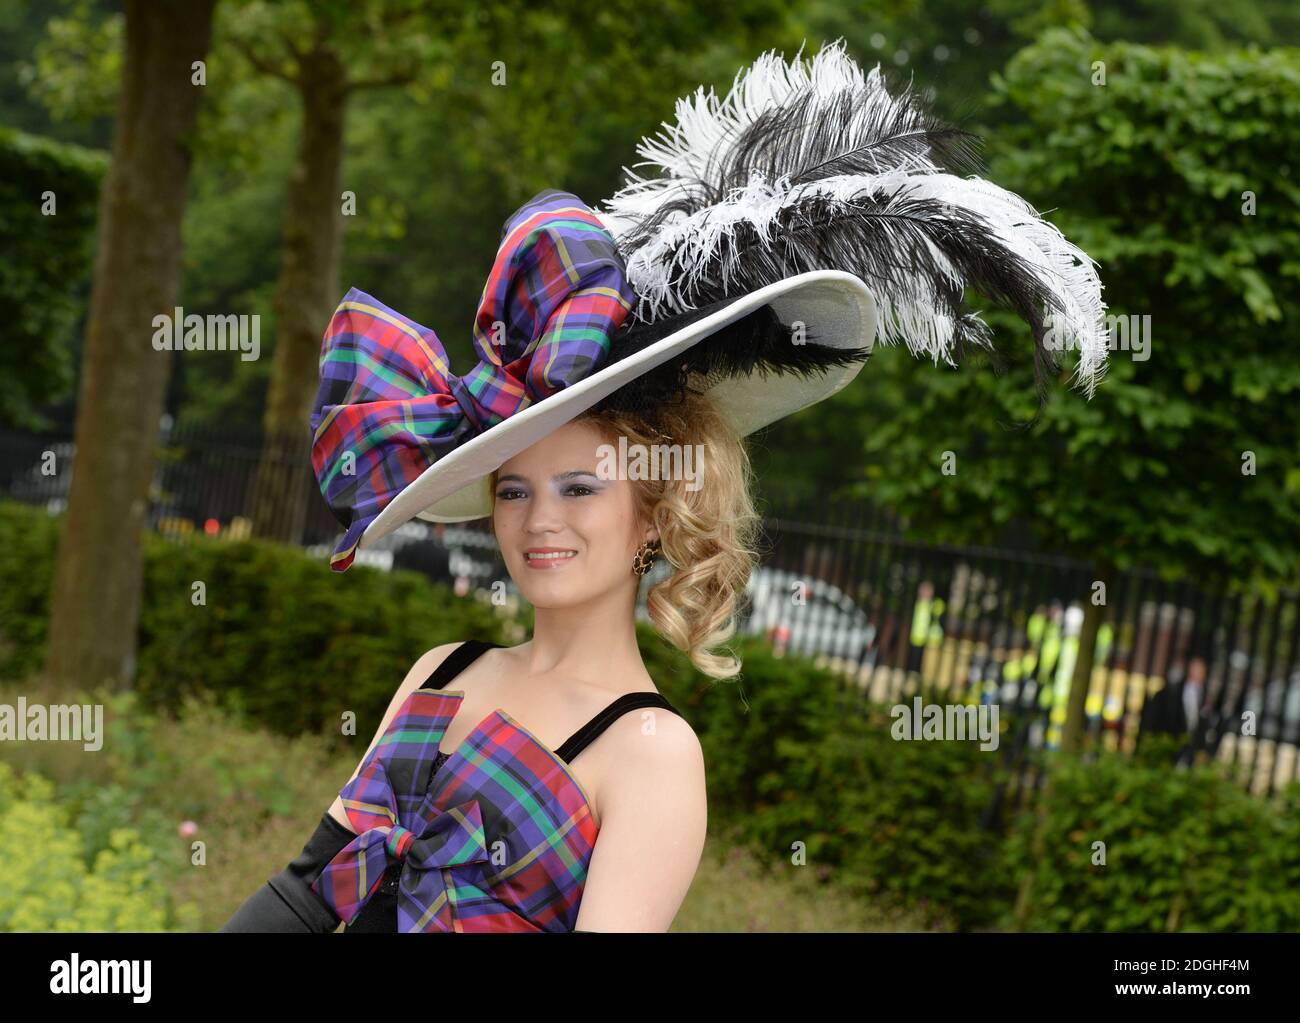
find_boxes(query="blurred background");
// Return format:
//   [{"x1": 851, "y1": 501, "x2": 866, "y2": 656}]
[{"x1": 1, "y1": 0, "x2": 1298, "y2": 933}]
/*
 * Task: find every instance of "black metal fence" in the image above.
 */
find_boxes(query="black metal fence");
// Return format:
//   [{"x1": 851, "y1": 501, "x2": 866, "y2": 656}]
[
  {"x1": 0, "y1": 420, "x2": 343, "y2": 546},
  {"x1": 5, "y1": 426, "x2": 1298, "y2": 802},
  {"x1": 746, "y1": 491, "x2": 1300, "y2": 806}
]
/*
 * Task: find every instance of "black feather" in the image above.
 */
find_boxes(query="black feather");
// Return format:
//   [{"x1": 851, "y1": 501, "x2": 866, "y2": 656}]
[
  {"x1": 625, "y1": 190, "x2": 1073, "y2": 410},
  {"x1": 599, "y1": 46, "x2": 1102, "y2": 418},
  {"x1": 591, "y1": 299, "x2": 871, "y2": 418}
]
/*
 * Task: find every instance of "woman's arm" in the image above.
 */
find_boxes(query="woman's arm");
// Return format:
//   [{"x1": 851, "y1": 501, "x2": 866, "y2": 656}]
[
  {"x1": 220, "y1": 812, "x2": 354, "y2": 932},
  {"x1": 221, "y1": 642, "x2": 462, "y2": 931},
  {"x1": 572, "y1": 713, "x2": 707, "y2": 932}
]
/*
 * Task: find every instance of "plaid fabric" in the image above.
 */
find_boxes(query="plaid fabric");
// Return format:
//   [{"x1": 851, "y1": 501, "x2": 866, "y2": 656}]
[
  {"x1": 310, "y1": 685, "x2": 599, "y2": 932},
  {"x1": 311, "y1": 189, "x2": 636, "y2": 571}
]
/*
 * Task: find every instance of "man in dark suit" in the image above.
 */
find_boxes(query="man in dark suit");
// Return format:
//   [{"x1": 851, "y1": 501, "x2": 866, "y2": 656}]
[{"x1": 1139, "y1": 655, "x2": 1216, "y2": 766}]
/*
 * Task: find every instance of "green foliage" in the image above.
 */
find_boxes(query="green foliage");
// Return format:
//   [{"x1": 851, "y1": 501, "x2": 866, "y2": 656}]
[
  {"x1": 14, "y1": 0, "x2": 122, "y2": 124},
  {"x1": 1006, "y1": 750, "x2": 1300, "y2": 931},
  {"x1": 0, "y1": 760, "x2": 198, "y2": 932},
  {"x1": 648, "y1": 637, "x2": 1010, "y2": 927},
  {"x1": 785, "y1": 0, "x2": 1300, "y2": 164},
  {"x1": 136, "y1": 534, "x2": 506, "y2": 741},
  {"x1": 0, "y1": 126, "x2": 106, "y2": 427},
  {"x1": 802, "y1": 29, "x2": 1300, "y2": 590},
  {"x1": 0, "y1": 499, "x2": 62, "y2": 680},
  {"x1": 746, "y1": 687, "x2": 1011, "y2": 929},
  {"x1": 0, "y1": 500, "x2": 506, "y2": 742},
  {"x1": 0, "y1": 674, "x2": 369, "y2": 931},
  {"x1": 50, "y1": 684, "x2": 352, "y2": 833}
]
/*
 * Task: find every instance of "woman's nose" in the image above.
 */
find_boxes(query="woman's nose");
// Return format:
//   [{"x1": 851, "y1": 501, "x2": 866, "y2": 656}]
[{"x1": 523, "y1": 489, "x2": 563, "y2": 533}]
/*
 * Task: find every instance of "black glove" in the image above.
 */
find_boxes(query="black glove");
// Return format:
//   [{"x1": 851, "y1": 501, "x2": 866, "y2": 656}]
[{"x1": 220, "y1": 811, "x2": 356, "y2": 933}]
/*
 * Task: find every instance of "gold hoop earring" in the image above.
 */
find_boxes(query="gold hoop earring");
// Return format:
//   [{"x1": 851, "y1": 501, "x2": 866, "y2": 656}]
[{"x1": 632, "y1": 539, "x2": 660, "y2": 577}]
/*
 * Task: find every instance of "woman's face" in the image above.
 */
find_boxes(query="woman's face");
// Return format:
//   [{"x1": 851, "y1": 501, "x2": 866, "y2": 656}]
[{"x1": 492, "y1": 420, "x2": 657, "y2": 608}]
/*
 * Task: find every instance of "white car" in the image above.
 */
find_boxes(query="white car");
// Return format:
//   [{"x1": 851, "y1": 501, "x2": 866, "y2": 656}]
[{"x1": 739, "y1": 566, "x2": 877, "y2": 662}]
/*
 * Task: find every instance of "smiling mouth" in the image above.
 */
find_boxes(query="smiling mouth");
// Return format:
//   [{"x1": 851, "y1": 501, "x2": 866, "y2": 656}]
[{"x1": 524, "y1": 551, "x2": 578, "y2": 562}]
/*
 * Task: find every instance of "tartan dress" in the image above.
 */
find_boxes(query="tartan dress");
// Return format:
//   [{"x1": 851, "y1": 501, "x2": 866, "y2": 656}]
[{"x1": 310, "y1": 641, "x2": 669, "y2": 933}]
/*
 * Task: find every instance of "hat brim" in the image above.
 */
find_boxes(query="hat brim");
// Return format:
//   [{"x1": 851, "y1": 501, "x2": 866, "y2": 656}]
[{"x1": 360, "y1": 269, "x2": 876, "y2": 546}]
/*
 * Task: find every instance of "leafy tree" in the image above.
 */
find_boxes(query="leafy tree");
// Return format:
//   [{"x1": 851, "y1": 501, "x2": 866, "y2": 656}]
[
  {"x1": 215, "y1": 0, "x2": 468, "y2": 541},
  {"x1": 7, "y1": 0, "x2": 119, "y2": 140},
  {"x1": 798, "y1": 0, "x2": 1300, "y2": 126}
]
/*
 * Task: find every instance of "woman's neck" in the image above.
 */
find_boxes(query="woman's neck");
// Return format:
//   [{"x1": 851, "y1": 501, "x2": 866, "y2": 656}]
[{"x1": 511, "y1": 609, "x2": 649, "y2": 691}]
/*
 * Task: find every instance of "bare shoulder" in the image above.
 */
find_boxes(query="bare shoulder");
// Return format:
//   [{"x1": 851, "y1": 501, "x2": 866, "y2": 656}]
[
  {"x1": 573, "y1": 689, "x2": 706, "y2": 930},
  {"x1": 600, "y1": 693, "x2": 705, "y2": 793}
]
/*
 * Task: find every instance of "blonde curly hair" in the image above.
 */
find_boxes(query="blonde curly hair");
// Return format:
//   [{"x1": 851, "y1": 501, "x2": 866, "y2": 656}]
[{"x1": 490, "y1": 389, "x2": 762, "y2": 680}]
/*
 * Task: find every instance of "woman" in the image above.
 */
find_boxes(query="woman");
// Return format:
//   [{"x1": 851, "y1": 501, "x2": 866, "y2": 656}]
[
  {"x1": 222, "y1": 392, "x2": 753, "y2": 933},
  {"x1": 221, "y1": 39, "x2": 1106, "y2": 933},
  {"x1": 437, "y1": 396, "x2": 754, "y2": 929}
]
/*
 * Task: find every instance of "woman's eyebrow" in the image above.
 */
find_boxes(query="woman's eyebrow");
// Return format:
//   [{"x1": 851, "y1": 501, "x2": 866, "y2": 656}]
[{"x1": 496, "y1": 469, "x2": 598, "y2": 484}]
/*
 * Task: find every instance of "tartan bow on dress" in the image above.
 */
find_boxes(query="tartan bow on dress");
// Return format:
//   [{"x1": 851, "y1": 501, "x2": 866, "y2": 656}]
[
  {"x1": 310, "y1": 743, "x2": 494, "y2": 932},
  {"x1": 310, "y1": 189, "x2": 638, "y2": 571}
]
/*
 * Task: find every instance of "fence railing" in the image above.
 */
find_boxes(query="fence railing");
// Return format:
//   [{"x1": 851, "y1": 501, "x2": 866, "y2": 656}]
[
  {"x1": 745, "y1": 490, "x2": 1300, "y2": 804},
  {"x1": 4, "y1": 426, "x2": 1297, "y2": 802}
]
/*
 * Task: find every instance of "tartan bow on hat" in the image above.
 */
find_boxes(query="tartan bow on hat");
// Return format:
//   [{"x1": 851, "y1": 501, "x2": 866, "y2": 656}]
[
  {"x1": 310, "y1": 189, "x2": 637, "y2": 571},
  {"x1": 310, "y1": 744, "x2": 494, "y2": 932}
]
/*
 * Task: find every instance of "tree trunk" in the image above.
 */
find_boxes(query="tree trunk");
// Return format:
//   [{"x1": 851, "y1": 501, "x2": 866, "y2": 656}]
[
  {"x1": 250, "y1": 49, "x2": 348, "y2": 542},
  {"x1": 1062, "y1": 560, "x2": 1115, "y2": 754},
  {"x1": 44, "y1": 0, "x2": 218, "y2": 693}
]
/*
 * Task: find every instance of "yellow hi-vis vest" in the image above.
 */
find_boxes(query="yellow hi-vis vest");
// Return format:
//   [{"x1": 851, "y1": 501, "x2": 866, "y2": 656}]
[
  {"x1": 927, "y1": 599, "x2": 946, "y2": 647},
  {"x1": 911, "y1": 597, "x2": 932, "y2": 646}
]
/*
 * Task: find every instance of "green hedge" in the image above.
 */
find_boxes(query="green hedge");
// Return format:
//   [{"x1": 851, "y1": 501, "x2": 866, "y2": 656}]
[
  {"x1": 0, "y1": 499, "x2": 61, "y2": 682},
  {"x1": 650, "y1": 642, "x2": 1013, "y2": 928},
  {"x1": 1004, "y1": 748, "x2": 1300, "y2": 932},
  {"x1": 646, "y1": 634, "x2": 1300, "y2": 932},
  {"x1": 135, "y1": 532, "x2": 507, "y2": 742}
]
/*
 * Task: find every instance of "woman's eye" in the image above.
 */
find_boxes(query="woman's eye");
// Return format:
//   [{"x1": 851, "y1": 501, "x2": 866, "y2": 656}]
[{"x1": 496, "y1": 484, "x2": 595, "y2": 500}]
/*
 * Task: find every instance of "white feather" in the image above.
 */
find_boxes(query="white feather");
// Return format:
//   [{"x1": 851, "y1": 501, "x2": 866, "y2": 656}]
[{"x1": 600, "y1": 39, "x2": 1109, "y2": 396}]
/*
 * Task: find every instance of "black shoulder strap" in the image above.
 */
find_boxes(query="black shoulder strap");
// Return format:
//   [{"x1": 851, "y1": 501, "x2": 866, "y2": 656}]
[
  {"x1": 555, "y1": 692, "x2": 683, "y2": 764},
  {"x1": 425, "y1": 642, "x2": 682, "y2": 762},
  {"x1": 423, "y1": 639, "x2": 501, "y2": 690}
]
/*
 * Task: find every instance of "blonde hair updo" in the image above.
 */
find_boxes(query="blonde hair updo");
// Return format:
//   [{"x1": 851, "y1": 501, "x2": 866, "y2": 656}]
[{"x1": 490, "y1": 387, "x2": 762, "y2": 680}]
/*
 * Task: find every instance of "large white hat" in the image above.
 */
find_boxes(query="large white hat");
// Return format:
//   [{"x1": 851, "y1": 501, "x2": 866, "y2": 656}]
[{"x1": 310, "y1": 40, "x2": 1107, "y2": 571}]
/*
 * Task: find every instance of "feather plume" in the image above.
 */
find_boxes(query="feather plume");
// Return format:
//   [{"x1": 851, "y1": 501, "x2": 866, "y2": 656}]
[{"x1": 599, "y1": 39, "x2": 1108, "y2": 399}]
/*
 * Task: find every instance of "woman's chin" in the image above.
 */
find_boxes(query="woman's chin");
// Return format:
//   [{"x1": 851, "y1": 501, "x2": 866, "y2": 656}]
[
  {"x1": 514, "y1": 573, "x2": 582, "y2": 603},
  {"x1": 521, "y1": 589, "x2": 589, "y2": 611}
]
